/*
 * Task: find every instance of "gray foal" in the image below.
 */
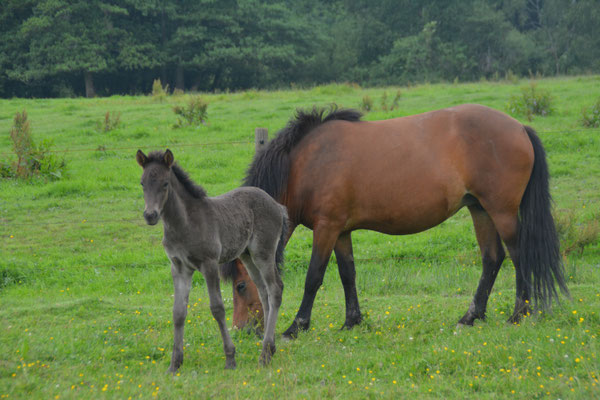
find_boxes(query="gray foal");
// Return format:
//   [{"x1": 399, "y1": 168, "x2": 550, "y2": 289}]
[{"x1": 136, "y1": 149, "x2": 287, "y2": 370}]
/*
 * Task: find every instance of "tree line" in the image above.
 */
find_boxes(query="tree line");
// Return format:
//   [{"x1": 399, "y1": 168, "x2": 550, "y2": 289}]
[{"x1": 1, "y1": 0, "x2": 598, "y2": 98}]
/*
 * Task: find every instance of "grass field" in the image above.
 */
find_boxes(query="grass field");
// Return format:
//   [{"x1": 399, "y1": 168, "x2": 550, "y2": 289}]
[{"x1": 1, "y1": 76, "x2": 599, "y2": 399}]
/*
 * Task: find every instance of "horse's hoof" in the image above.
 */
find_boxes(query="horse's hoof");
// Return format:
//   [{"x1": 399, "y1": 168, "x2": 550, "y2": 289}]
[
  {"x1": 456, "y1": 322, "x2": 472, "y2": 330},
  {"x1": 340, "y1": 319, "x2": 362, "y2": 331},
  {"x1": 225, "y1": 359, "x2": 237, "y2": 370},
  {"x1": 282, "y1": 322, "x2": 299, "y2": 340}
]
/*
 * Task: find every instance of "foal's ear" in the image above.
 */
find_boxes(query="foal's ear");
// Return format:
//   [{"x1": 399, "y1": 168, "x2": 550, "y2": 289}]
[
  {"x1": 163, "y1": 149, "x2": 174, "y2": 168},
  {"x1": 136, "y1": 150, "x2": 148, "y2": 168}
]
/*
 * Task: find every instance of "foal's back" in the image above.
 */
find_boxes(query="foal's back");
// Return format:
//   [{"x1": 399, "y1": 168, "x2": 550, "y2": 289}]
[{"x1": 202, "y1": 187, "x2": 285, "y2": 264}]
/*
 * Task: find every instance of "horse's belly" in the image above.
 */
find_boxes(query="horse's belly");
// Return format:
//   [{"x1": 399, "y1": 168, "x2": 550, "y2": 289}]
[{"x1": 348, "y1": 183, "x2": 465, "y2": 235}]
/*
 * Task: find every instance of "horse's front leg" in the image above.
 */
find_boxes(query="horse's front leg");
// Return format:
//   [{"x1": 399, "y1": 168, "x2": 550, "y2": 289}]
[
  {"x1": 202, "y1": 261, "x2": 236, "y2": 369},
  {"x1": 168, "y1": 262, "x2": 194, "y2": 373},
  {"x1": 283, "y1": 224, "x2": 338, "y2": 339}
]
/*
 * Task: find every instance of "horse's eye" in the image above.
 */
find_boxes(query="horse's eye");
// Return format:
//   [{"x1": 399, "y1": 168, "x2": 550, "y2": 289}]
[
  {"x1": 163, "y1": 182, "x2": 168, "y2": 189},
  {"x1": 236, "y1": 282, "x2": 246, "y2": 293}
]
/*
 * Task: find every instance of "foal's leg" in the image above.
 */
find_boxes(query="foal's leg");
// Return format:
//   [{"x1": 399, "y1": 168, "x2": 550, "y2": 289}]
[
  {"x1": 334, "y1": 232, "x2": 362, "y2": 330},
  {"x1": 169, "y1": 262, "x2": 194, "y2": 373},
  {"x1": 243, "y1": 254, "x2": 283, "y2": 365},
  {"x1": 283, "y1": 224, "x2": 339, "y2": 339},
  {"x1": 202, "y1": 261, "x2": 236, "y2": 369},
  {"x1": 240, "y1": 254, "x2": 271, "y2": 324},
  {"x1": 458, "y1": 206, "x2": 505, "y2": 327}
]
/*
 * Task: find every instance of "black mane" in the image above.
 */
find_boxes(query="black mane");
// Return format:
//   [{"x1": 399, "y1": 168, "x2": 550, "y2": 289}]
[
  {"x1": 146, "y1": 151, "x2": 207, "y2": 199},
  {"x1": 243, "y1": 106, "x2": 362, "y2": 199}
]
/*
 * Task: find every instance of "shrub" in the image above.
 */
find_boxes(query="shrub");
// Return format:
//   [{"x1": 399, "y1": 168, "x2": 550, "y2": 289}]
[
  {"x1": 360, "y1": 95, "x2": 373, "y2": 112},
  {"x1": 505, "y1": 69, "x2": 519, "y2": 84},
  {"x1": 96, "y1": 111, "x2": 121, "y2": 132},
  {"x1": 390, "y1": 90, "x2": 401, "y2": 110},
  {"x1": 8, "y1": 110, "x2": 65, "y2": 180},
  {"x1": 507, "y1": 83, "x2": 553, "y2": 121},
  {"x1": 580, "y1": 99, "x2": 600, "y2": 128},
  {"x1": 152, "y1": 78, "x2": 169, "y2": 102},
  {"x1": 380, "y1": 90, "x2": 402, "y2": 112},
  {"x1": 380, "y1": 92, "x2": 388, "y2": 111},
  {"x1": 173, "y1": 96, "x2": 208, "y2": 128},
  {"x1": 554, "y1": 210, "x2": 600, "y2": 256}
]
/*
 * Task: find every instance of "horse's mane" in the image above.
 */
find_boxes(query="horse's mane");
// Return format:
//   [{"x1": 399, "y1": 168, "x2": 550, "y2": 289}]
[
  {"x1": 146, "y1": 151, "x2": 207, "y2": 199},
  {"x1": 243, "y1": 106, "x2": 362, "y2": 199}
]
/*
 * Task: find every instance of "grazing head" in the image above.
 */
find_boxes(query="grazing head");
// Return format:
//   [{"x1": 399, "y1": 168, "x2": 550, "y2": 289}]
[
  {"x1": 136, "y1": 149, "x2": 174, "y2": 225},
  {"x1": 221, "y1": 259, "x2": 264, "y2": 333}
]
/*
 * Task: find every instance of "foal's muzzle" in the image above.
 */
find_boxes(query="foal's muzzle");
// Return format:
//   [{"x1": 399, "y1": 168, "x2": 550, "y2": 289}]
[{"x1": 143, "y1": 210, "x2": 159, "y2": 225}]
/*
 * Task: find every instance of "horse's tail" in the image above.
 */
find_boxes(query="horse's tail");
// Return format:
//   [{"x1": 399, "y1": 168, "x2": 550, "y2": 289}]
[
  {"x1": 519, "y1": 126, "x2": 569, "y2": 310},
  {"x1": 243, "y1": 105, "x2": 362, "y2": 201},
  {"x1": 275, "y1": 205, "x2": 288, "y2": 272}
]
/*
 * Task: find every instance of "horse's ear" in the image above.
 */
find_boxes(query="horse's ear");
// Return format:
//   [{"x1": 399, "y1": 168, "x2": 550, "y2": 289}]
[
  {"x1": 163, "y1": 149, "x2": 174, "y2": 168},
  {"x1": 136, "y1": 150, "x2": 148, "y2": 168}
]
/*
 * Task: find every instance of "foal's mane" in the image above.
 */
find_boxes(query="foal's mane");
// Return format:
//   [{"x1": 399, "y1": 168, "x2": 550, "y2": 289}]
[
  {"x1": 243, "y1": 106, "x2": 362, "y2": 200},
  {"x1": 146, "y1": 151, "x2": 207, "y2": 199}
]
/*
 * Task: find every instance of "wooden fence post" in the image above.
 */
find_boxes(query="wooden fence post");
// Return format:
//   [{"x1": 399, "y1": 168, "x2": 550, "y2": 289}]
[{"x1": 255, "y1": 127, "x2": 268, "y2": 153}]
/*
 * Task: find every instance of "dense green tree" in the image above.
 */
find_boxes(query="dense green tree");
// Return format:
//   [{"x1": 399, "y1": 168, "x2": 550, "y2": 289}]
[{"x1": 0, "y1": 0, "x2": 599, "y2": 97}]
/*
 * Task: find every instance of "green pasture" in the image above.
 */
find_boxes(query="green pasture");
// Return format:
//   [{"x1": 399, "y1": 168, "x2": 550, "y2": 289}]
[{"x1": 1, "y1": 76, "x2": 599, "y2": 399}]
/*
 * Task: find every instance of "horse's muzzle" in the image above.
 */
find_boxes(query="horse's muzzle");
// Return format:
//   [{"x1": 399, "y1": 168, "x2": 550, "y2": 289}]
[{"x1": 143, "y1": 210, "x2": 159, "y2": 225}]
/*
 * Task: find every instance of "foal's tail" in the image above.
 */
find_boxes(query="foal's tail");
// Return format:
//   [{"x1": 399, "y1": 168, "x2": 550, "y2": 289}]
[
  {"x1": 275, "y1": 205, "x2": 289, "y2": 272},
  {"x1": 519, "y1": 126, "x2": 569, "y2": 310}
]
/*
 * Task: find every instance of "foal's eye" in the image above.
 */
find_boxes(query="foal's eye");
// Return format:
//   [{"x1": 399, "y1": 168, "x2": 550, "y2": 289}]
[{"x1": 163, "y1": 182, "x2": 169, "y2": 189}]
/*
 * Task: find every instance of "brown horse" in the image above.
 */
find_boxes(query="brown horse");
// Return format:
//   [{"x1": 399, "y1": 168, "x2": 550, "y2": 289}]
[
  {"x1": 229, "y1": 259, "x2": 264, "y2": 332},
  {"x1": 222, "y1": 104, "x2": 569, "y2": 338}
]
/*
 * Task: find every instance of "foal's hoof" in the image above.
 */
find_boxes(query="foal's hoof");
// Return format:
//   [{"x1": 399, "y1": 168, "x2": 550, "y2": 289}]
[
  {"x1": 259, "y1": 343, "x2": 276, "y2": 366},
  {"x1": 225, "y1": 358, "x2": 237, "y2": 370}
]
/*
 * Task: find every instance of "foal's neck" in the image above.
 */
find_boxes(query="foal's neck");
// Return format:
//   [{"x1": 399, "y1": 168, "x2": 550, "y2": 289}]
[{"x1": 162, "y1": 172, "x2": 197, "y2": 231}]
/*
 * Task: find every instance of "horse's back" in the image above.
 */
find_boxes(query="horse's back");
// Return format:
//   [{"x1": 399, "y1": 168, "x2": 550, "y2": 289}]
[{"x1": 286, "y1": 104, "x2": 534, "y2": 234}]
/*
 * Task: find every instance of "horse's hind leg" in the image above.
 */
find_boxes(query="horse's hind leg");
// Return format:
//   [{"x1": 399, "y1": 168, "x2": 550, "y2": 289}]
[
  {"x1": 491, "y1": 213, "x2": 532, "y2": 324},
  {"x1": 202, "y1": 262, "x2": 236, "y2": 369},
  {"x1": 458, "y1": 206, "x2": 506, "y2": 327},
  {"x1": 169, "y1": 262, "x2": 194, "y2": 373},
  {"x1": 334, "y1": 232, "x2": 362, "y2": 330}
]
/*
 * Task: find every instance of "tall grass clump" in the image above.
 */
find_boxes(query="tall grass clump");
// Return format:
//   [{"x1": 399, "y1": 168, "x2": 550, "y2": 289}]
[
  {"x1": 360, "y1": 95, "x2": 373, "y2": 112},
  {"x1": 96, "y1": 111, "x2": 121, "y2": 132},
  {"x1": 152, "y1": 78, "x2": 169, "y2": 102},
  {"x1": 554, "y1": 210, "x2": 600, "y2": 256},
  {"x1": 381, "y1": 90, "x2": 402, "y2": 111},
  {"x1": 507, "y1": 83, "x2": 553, "y2": 121},
  {"x1": 173, "y1": 96, "x2": 208, "y2": 128},
  {"x1": 4, "y1": 110, "x2": 65, "y2": 179},
  {"x1": 580, "y1": 99, "x2": 600, "y2": 128}
]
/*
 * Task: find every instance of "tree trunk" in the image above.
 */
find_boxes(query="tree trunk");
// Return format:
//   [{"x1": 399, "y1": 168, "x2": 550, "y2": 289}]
[
  {"x1": 175, "y1": 65, "x2": 185, "y2": 91},
  {"x1": 84, "y1": 70, "x2": 96, "y2": 98}
]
